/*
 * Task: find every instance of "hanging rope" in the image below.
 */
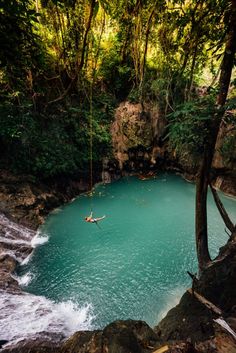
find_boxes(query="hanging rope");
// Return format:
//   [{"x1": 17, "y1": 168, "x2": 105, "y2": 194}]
[{"x1": 89, "y1": 79, "x2": 93, "y2": 212}]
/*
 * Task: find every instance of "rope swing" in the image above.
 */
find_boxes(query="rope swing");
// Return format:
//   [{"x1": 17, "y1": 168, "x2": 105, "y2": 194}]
[
  {"x1": 89, "y1": 80, "x2": 93, "y2": 211},
  {"x1": 84, "y1": 80, "x2": 106, "y2": 226}
]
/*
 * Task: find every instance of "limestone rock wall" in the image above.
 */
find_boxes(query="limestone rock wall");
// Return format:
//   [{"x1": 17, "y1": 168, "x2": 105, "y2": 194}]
[
  {"x1": 0, "y1": 171, "x2": 91, "y2": 229},
  {"x1": 111, "y1": 101, "x2": 166, "y2": 171},
  {"x1": 110, "y1": 101, "x2": 236, "y2": 195}
]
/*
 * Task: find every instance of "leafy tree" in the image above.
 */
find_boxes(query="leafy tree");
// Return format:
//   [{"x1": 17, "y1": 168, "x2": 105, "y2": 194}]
[
  {"x1": 195, "y1": 0, "x2": 236, "y2": 272},
  {"x1": 0, "y1": 0, "x2": 43, "y2": 94},
  {"x1": 0, "y1": 0, "x2": 235, "y2": 193},
  {"x1": 167, "y1": 0, "x2": 236, "y2": 273}
]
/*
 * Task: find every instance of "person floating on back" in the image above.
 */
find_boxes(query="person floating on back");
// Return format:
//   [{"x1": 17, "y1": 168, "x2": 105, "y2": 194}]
[{"x1": 85, "y1": 211, "x2": 106, "y2": 224}]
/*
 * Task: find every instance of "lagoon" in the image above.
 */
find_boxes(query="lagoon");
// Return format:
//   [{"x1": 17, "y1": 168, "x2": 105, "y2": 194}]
[{"x1": 19, "y1": 173, "x2": 236, "y2": 329}]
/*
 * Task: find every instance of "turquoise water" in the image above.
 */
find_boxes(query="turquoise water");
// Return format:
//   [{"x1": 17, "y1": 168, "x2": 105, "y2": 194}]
[{"x1": 20, "y1": 173, "x2": 236, "y2": 328}]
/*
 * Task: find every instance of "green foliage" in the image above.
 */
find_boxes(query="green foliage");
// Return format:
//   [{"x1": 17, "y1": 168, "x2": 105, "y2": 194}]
[
  {"x1": 98, "y1": 41, "x2": 135, "y2": 100},
  {"x1": 0, "y1": 94, "x2": 113, "y2": 178},
  {"x1": 0, "y1": 0, "x2": 43, "y2": 90},
  {"x1": 220, "y1": 105, "x2": 236, "y2": 164},
  {"x1": 221, "y1": 134, "x2": 236, "y2": 163},
  {"x1": 0, "y1": 0, "x2": 235, "y2": 179},
  {"x1": 168, "y1": 94, "x2": 217, "y2": 157}
]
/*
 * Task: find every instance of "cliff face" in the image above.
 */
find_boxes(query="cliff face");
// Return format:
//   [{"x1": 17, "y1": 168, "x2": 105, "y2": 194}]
[
  {"x1": 110, "y1": 101, "x2": 236, "y2": 196},
  {"x1": 0, "y1": 171, "x2": 91, "y2": 230},
  {"x1": 111, "y1": 101, "x2": 166, "y2": 172}
]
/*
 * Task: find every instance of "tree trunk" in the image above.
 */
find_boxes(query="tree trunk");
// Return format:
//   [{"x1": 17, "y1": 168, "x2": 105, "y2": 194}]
[
  {"x1": 187, "y1": 40, "x2": 198, "y2": 101},
  {"x1": 195, "y1": 0, "x2": 236, "y2": 273},
  {"x1": 48, "y1": 0, "x2": 96, "y2": 105},
  {"x1": 78, "y1": 0, "x2": 96, "y2": 72},
  {"x1": 139, "y1": 7, "x2": 155, "y2": 105}
]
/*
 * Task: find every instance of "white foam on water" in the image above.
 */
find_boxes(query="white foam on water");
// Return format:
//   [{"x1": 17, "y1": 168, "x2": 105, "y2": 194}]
[
  {"x1": 54, "y1": 301, "x2": 95, "y2": 335},
  {"x1": 156, "y1": 286, "x2": 185, "y2": 323},
  {"x1": 31, "y1": 231, "x2": 49, "y2": 248},
  {"x1": 51, "y1": 207, "x2": 63, "y2": 214},
  {"x1": 21, "y1": 253, "x2": 33, "y2": 265},
  {"x1": 0, "y1": 213, "x2": 93, "y2": 348},
  {"x1": 0, "y1": 291, "x2": 95, "y2": 346},
  {"x1": 12, "y1": 272, "x2": 34, "y2": 287}
]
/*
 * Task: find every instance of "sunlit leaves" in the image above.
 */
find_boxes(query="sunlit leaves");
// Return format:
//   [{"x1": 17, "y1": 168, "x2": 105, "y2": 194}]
[
  {"x1": 168, "y1": 95, "x2": 217, "y2": 157},
  {"x1": 0, "y1": 0, "x2": 234, "y2": 178}
]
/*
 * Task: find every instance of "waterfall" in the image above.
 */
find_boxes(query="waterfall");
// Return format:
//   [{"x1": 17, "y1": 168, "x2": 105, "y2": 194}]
[{"x1": 0, "y1": 213, "x2": 94, "y2": 349}]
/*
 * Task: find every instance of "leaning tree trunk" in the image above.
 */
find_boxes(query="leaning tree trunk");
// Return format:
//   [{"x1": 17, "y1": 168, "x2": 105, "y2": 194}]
[{"x1": 195, "y1": 0, "x2": 236, "y2": 273}]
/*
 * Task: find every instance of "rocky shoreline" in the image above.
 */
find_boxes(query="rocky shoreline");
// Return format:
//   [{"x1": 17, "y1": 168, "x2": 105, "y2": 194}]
[{"x1": 0, "y1": 169, "x2": 236, "y2": 352}]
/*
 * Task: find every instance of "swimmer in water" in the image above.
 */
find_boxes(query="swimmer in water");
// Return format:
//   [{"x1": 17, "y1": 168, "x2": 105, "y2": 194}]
[{"x1": 84, "y1": 212, "x2": 106, "y2": 224}]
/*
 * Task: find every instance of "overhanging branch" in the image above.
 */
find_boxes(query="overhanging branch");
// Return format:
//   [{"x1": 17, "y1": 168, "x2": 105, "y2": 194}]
[{"x1": 210, "y1": 183, "x2": 235, "y2": 233}]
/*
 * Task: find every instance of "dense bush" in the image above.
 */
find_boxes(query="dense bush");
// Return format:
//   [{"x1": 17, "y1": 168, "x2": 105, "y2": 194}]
[
  {"x1": 0, "y1": 95, "x2": 113, "y2": 178},
  {"x1": 167, "y1": 94, "x2": 217, "y2": 158}
]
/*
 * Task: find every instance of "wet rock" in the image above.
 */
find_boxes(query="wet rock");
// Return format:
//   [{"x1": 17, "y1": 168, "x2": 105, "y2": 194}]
[
  {"x1": 102, "y1": 170, "x2": 112, "y2": 184},
  {"x1": 213, "y1": 330, "x2": 236, "y2": 353},
  {"x1": 111, "y1": 101, "x2": 161, "y2": 170},
  {"x1": 1, "y1": 338, "x2": 61, "y2": 353},
  {"x1": 195, "y1": 241, "x2": 236, "y2": 312},
  {"x1": 0, "y1": 215, "x2": 36, "y2": 313},
  {"x1": 194, "y1": 321, "x2": 236, "y2": 353},
  {"x1": 102, "y1": 158, "x2": 121, "y2": 183},
  {"x1": 213, "y1": 175, "x2": 236, "y2": 197},
  {"x1": 155, "y1": 291, "x2": 215, "y2": 343},
  {"x1": 61, "y1": 330, "x2": 102, "y2": 353},
  {"x1": 0, "y1": 214, "x2": 37, "y2": 294},
  {"x1": 0, "y1": 170, "x2": 91, "y2": 230},
  {"x1": 0, "y1": 255, "x2": 21, "y2": 293},
  {"x1": 155, "y1": 239, "x2": 236, "y2": 350},
  {"x1": 60, "y1": 320, "x2": 161, "y2": 353},
  {"x1": 0, "y1": 341, "x2": 8, "y2": 350},
  {"x1": 102, "y1": 320, "x2": 159, "y2": 353},
  {"x1": 166, "y1": 342, "x2": 199, "y2": 353},
  {"x1": 0, "y1": 271, "x2": 20, "y2": 293},
  {"x1": 0, "y1": 255, "x2": 17, "y2": 273}
]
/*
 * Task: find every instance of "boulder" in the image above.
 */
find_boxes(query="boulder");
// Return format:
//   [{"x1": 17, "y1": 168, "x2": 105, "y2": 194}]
[{"x1": 61, "y1": 320, "x2": 160, "y2": 353}]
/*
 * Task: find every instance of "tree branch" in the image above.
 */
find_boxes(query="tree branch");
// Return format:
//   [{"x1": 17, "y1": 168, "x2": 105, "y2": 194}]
[
  {"x1": 47, "y1": 77, "x2": 76, "y2": 105},
  {"x1": 210, "y1": 184, "x2": 235, "y2": 233}
]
